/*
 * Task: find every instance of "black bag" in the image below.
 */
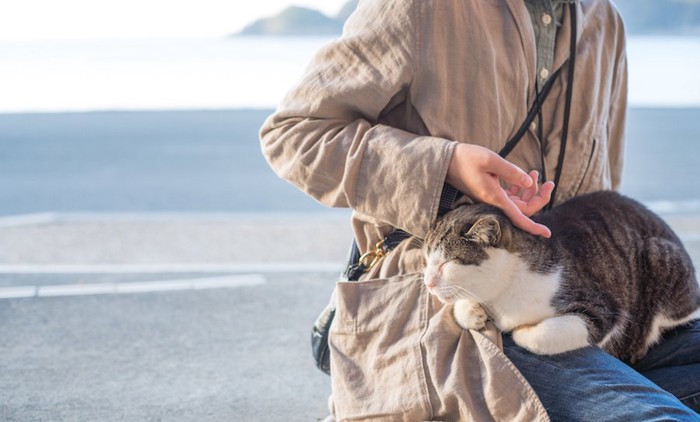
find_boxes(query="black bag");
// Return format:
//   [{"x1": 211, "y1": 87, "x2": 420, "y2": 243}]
[{"x1": 311, "y1": 298, "x2": 335, "y2": 375}]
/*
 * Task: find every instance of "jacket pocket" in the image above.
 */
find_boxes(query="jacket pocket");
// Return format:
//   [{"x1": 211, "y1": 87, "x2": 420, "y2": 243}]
[
  {"x1": 331, "y1": 273, "x2": 426, "y2": 334},
  {"x1": 329, "y1": 273, "x2": 432, "y2": 421},
  {"x1": 574, "y1": 137, "x2": 610, "y2": 195}
]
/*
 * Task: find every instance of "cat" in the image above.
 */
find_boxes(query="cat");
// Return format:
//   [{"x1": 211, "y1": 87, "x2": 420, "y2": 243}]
[{"x1": 423, "y1": 190, "x2": 700, "y2": 363}]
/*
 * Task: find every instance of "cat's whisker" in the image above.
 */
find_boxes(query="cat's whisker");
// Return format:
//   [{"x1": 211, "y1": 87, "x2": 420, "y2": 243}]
[
  {"x1": 430, "y1": 285, "x2": 500, "y2": 319},
  {"x1": 449, "y1": 285, "x2": 480, "y2": 301},
  {"x1": 408, "y1": 237, "x2": 424, "y2": 249},
  {"x1": 433, "y1": 285, "x2": 481, "y2": 303}
]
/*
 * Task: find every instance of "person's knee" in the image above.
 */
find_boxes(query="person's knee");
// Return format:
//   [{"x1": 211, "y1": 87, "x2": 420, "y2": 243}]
[{"x1": 503, "y1": 335, "x2": 700, "y2": 421}]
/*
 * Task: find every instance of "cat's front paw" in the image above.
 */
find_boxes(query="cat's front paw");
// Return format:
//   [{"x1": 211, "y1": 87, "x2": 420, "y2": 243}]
[
  {"x1": 453, "y1": 299, "x2": 488, "y2": 331},
  {"x1": 512, "y1": 315, "x2": 590, "y2": 355}
]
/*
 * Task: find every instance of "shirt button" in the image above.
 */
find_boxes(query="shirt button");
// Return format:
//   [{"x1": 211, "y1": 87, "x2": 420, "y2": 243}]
[
  {"x1": 530, "y1": 121, "x2": 537, "y2": 131},
  {"x1": 540, "y1": 67, "x2": 550, "y2": 79},
  {"x1": 542, "y1": 14, "x2": 552, "y2": 25}
]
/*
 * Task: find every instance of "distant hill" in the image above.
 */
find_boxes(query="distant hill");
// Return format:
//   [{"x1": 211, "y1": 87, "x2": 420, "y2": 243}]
[
  {"x1": 336, "y1": 0, "x2": 360, "y2": 23},
  {"x1": 235, "y1": 0, "x2": 700, "y2": 37},
  {"x1": 614, "y1": 0, "x2": 700, "y2": 35},
  {"x1": 235, "y1": 0, "x2": 358, "y2": 36}
]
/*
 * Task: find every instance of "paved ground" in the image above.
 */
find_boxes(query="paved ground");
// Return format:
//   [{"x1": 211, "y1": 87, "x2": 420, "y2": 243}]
[
  {"x1": 0, "y1": 212, "x2": 698, "y2": 421},
  {"x1": 0, "y1": 213, "x2": 352, "y2": 422}
]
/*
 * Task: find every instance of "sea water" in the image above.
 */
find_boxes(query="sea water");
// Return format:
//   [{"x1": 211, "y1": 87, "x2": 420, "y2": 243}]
[
  {"x1": 0, "y1": 35, "x2": 698, "y2": 112},
  {"x1": 0, "y1": 37, "x2": 329, "y2": 112}
]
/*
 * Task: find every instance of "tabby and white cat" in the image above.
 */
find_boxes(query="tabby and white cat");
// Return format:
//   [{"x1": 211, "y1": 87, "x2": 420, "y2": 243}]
[{"x1": 423, "y1": 191, "x2": 700, "y2": 363}]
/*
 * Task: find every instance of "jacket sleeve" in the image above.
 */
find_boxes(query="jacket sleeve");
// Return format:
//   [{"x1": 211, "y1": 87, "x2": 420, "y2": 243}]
[
  {"x1": 607, "y1": 16, "x2": 628, "y2": 191},
  {"x1": 259, "y1": 0, "x2": 455, "y2": 238}
]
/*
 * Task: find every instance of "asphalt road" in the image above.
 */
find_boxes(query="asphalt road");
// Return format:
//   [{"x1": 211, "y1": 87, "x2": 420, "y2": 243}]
[
  {"x1": 0, "y1": 215, "x2": 352, "y2": 422},
  {"x1": 0, "y1": 271, "x2": 336, "y2": 422}
]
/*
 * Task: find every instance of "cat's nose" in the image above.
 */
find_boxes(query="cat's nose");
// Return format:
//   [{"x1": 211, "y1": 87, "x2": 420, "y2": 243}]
[{"x1": 424, "y1": 264, "x2": 444, "y2": 289}]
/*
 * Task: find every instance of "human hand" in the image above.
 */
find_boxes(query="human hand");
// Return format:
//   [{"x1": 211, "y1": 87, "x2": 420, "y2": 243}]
[{"x1": 446, "y1": 143, "x2": 554, "y2": 238}]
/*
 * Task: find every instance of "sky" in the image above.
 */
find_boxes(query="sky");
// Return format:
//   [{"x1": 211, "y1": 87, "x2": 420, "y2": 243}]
[{"x1": 0, "y1": 0, "x2": 349, "y2": 40}]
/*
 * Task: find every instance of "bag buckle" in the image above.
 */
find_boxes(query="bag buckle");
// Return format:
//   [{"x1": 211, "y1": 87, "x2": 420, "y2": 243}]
[{"x1": 358, "y1": 239, "x2": 387, "y2": 270}]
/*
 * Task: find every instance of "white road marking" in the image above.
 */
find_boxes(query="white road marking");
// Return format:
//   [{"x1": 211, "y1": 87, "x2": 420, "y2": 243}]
[
  {"x1": 40, "y1": 283, "x2": 117, "y2": 297},
  {"x1": 0, "y1": 262, "x2": 343, "y2": 274},
  {"x1": 0, "y1": 274, "x2": 266, "y2": 299},
  {"x1": 0, "y1": 285, "x2": 38, "y2": 299}
]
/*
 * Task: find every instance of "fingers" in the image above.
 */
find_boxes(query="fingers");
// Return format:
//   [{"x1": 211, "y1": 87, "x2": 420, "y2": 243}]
[
  {"x1": 506, "y1": 184, "x2": 521, "y2": 196},
  {"x1": 499, "y1": 170, "x2": 554, "y2": 237},
  {"x1": 515, "y1": 170, "x2": 539, "y2": 204},
  {"x1": 506, "y1": 171, "x2": 554, "y2": 217},
  {"x1": 482, "y1": 151, "x2": 533, "y2": 189},
  {"x1": 520, "y1": 180, "x2": 554, "y2": 216},
  {"x1": 445, "y1": 143, "x2": 552, "y2": 238},
  {"x1": 498, "y1": 196, "x2": 552, "y2": 238},
  {"x1": 538, "y1": 181, "x2": 555, "y2": 202}
]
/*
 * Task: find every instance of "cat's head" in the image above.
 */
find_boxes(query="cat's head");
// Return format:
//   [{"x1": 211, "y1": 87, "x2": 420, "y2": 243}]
[{"x1": 423, "y1": 204, "x2": 515, "y2": 303}]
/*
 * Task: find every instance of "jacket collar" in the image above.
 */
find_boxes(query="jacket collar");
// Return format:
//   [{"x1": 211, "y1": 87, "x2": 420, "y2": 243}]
[
  {"x1": 504, "y1": 0, "x2": 537, "y2": 86},
  {"x1": 552, "y1": 1, "x2": 584, "y2": 72},
  {"x1": 504, "y1": 0, "x2": 584, "y2": 77}
]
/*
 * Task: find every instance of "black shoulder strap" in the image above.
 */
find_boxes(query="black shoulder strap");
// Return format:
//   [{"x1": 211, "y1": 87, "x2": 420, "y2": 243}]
[
  {"x1": 546, "y1": 2, "x2": 577, "y2": 209},
  {"x1": 497, "y1": 67, "x2": 562, "y2": 159},
  {"x1": 498, "y1": 2, "x2": 577, "y2": 209},
  {"x1": 442, "y1": 65, "x2": 563, "y2": 213}
]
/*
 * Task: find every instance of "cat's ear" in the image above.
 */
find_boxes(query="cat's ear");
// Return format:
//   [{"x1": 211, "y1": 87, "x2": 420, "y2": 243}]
[{"x1": 465, "y1": 216, "x2": 501, "y2": 245}]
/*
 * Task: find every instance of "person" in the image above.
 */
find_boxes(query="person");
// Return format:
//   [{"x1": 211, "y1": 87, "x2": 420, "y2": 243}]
[{"x1": 260, "y1": 0, "x2": 700, "y2": 420}]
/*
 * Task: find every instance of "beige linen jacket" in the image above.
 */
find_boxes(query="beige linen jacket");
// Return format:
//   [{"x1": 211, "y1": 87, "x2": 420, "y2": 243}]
[{"x1": 261, "y1": 0, "x2": 627, "y2": 420}]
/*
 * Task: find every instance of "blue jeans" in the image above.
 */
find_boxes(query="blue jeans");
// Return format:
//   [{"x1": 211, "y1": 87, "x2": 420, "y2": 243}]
[{"x1": 503, "y1": 320, "x2": 700, "y2": 421}]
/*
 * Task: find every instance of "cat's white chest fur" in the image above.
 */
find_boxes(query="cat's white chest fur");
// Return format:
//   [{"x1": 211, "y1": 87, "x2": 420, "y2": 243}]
[
  {"x1": 479, "y1": 249, "x2": 561, "y2": 331},
  {"x1": 426, "y1": 248, "x2": 592, "y2": 355},
  {"x1": 425, "y1": 248, "x2": 560, "y2": 329}
]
